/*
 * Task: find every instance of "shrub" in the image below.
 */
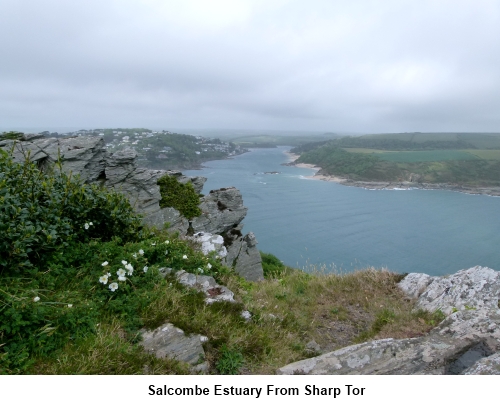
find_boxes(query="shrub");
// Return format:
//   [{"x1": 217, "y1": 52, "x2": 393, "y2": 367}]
[
  {"x1": 0, "y1": 149, "x2": 142, "y2": 274},
  {"x1": 157, "y1": 175, "x2": 201, "y2": 219},
  {"x1": 260, "y1": 251, "x2": 287, "y2": 278}
]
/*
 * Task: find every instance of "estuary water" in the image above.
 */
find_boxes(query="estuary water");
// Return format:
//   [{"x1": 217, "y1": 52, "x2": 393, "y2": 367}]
[{"x1": 185, "y1": 146, "x2": 500, "y2": 276}]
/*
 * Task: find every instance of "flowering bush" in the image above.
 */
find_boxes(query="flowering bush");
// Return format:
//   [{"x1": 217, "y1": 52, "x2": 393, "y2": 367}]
[{"x1": 0, "y1": 149, "x2": 142, "y2": 275}]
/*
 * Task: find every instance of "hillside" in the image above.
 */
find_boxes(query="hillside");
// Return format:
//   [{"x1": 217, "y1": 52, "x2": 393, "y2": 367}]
[{"x1": 291, "y1": 133, "x2": 500, "y2": 192}]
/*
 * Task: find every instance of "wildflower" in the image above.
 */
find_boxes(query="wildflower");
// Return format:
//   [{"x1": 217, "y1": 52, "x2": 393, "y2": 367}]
[
  {"x1": 143, "y1": 266, "x2": 148, "y2": 273},
  {"x1": 165, "y1": 240, "x2": 170, "y2": 244},
  {"x1": 165, "y1": 250, "x2": 169, "y2": 255},
  {"x1": 121, "y1": 260, "x2": 128, "y2": 266},
  {"x1": 109, "y1": 282, "x2": 118, "y2": 292},
  {"x1": 117, "y1": 269, "x2": 126, "y2": 281},
  {"x1": 125, "y1": 263, "x2": 134, "y2": 275},
  {"x1": 101, "y1": 261, "x2": 109, "y2": 266},
  {"x1": 84, "y1": 223, "x2": 89, "y2": 230},
  {"x1": 132, "y1": 253, "x2": 137, "y2": 259},
  {"x1": 68, "y1": 304, "x2": 73, "y2": 308},
  {"x1": 198, "y1": 268, "x2": 204, "y2": 274},
  {"x1": 206, "y1": 263, "x2": 212, "y2": 270},
  {"x1": 89, "y1": 222, "x2": 93, "y2": 226},
  {"x1": 138, "y1": 249, "x2": 144, "y2": 256},
  {"x1": 182, "y1": 255, "x2": 187, "y2": 260},
  {"x1": 107, "y1": 272, "x2": 111, "y2": 277},
  {"x1": 99, "y1": 274, "x2": 109, "y2": 284},
  {"x1": 33, "y1": 296, "x2": 40, "y2": 302},
  {"x1": 151, "y1": 242, "x2": 156, "y2": 246}
]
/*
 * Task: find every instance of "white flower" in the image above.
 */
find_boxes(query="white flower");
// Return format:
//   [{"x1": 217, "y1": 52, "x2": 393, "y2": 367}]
[
  {"x1": 107, "y1": 272, "x2": 111, "y2": 277},
  {"x1": 165, "y1": 250, "x2": 169, "y2": 255},
  {"x1": 101, "y1": 261, "x2": 109, "y2": 266},
  {"x1": 182, "y1": 255, "x2": 187, "y2": 260},
  {"x1": 89, "y1": 222, "x2": 93, "y2": 226},
  {"x1": 125, "y1": 263, "x2": 134, "y2": 275},
  {"x1": 117, "y1": 269, "x2": 126, "y2": 281},
  {"x1": 143, "y1": 266, "x2": 148, "y2": 273},
  {"x1": 84, "y1": 223, "x2": 89, "y2": 230},
  {"x1": 138, "y1": 249, "x2": 144, "y2": 256},
  {"x1": 132, "y1": 253, "x2": 137, "y2": 259},
  {"x1": 109, "y1": 282, "x2": 118, "y2": 292},
  {"x1": 99, "y1": 275, "x2": 109, "y2": 284},
  {"x1": 165, "y1": 240, "x2": 170, "y2": 244},
  {"x1": 33, "y1": 296, "x2": 40, "y2": 302},
  {"x1": 121, "y1": 260, "x2": 128, "y2": 266},
  {"x1": 198, "y1": 268, "x2": 204, "y2": 274},
  {"x1": 206, "y1": 263, "x2": 212, "y2": 270},
  {"x1": 151, "y1": 242, "x2": 156, "y2": 246},
  {"x1": 67, "y1": 304, "x2": 73, "y2": 308}
]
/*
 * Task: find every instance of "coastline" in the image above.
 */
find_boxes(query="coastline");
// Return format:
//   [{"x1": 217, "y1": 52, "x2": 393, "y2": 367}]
[{"x1": 284, "y1": 151, "x2": 500, "y2": 197}]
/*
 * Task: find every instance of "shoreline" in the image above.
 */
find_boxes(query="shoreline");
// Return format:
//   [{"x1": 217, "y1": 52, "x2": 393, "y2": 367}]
[{"x1": 284, "y1": 152, "x2": 500, "y2": 197}]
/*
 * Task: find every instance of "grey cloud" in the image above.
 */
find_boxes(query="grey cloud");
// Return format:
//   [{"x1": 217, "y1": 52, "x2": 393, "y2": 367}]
[{"x1": 1, "y1": 0, "x2": 500, "y2": 131}]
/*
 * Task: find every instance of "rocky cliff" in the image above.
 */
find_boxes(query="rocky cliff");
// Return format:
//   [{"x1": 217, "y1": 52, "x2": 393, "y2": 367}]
[{"x1": 1, "y1": 134, "x2": 263, "y2": 281}]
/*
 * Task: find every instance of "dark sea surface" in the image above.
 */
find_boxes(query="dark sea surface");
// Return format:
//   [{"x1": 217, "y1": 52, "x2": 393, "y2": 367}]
[{"x1": 185, "y1": 146, "x2": 500, "y2": 276}]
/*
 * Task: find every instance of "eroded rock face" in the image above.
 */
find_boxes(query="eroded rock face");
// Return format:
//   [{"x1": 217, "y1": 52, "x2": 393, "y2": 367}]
[
  {"x1": 191, "y1": 188, "x2": 248, "y2": 235},
  {"x1": 1, "y1": 136, "x2": 264, "y2": 281},
  {"x1": 277, "y1": 266, "x2": 500, "y2": 375}
]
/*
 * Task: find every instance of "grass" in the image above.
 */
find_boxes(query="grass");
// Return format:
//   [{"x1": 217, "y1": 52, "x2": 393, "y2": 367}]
[
  {"x1": 466, "y1": 149, "x2": 500, "y2": 160},
  {"x1": 19, "y1": 255, "x2": 445, "y2": 375}
]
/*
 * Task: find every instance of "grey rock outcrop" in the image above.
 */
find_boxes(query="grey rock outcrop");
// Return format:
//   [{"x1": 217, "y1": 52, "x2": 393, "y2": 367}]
[
  {"x1": 1, "y1": 135, "x2": 263, "y2": 281},
  {"x1": 223, "y1": 231, "x2": 264, "y2": 281},
  {"x1": 277, "y1": 266, "x2": 500, "y2": 375},
  {"x1": 174, "y1": 270, "x2": 236, "y2": 304},
  {"x1": 191, "y1": 188, "x2": 248, "y2": 235},
  {"x1": 140, "y1": 322, "x2": 208, "y2": 372}
]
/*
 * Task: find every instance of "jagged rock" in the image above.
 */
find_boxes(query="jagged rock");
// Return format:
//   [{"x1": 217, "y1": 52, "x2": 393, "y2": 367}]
[
  {"x1": 191, "y1": 188, "x2": 248, "y2": 235},
  {"x1": 175, "y1": 270, "x2": 235, "y2": 304},
  {"x1": 191, "y1": 232, "x2": 227, "y2": 258},
  {"x1": 140, "y1": 322, "x2": 208, "y2": 372},
  {"x1": 277, "y1": 266, "x2": 500, "y2": 375},
  {"x1": 398, "y1": 273, "x2": 434, "y2": 299},
  {"x1": 224, "y1": 232, "x2": 263, "y2": 281},
  {"x1": 401, "y1": 266, "x2": 500, "y2": 315}
]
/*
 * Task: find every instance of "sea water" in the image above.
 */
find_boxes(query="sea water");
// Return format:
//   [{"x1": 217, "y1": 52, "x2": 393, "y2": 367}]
[{"x1": 185, "y1": 146, "x2": 500, "y2": 276}]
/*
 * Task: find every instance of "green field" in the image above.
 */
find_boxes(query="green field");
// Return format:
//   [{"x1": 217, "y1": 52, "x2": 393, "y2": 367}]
[
  {"x1": 357, "y1": 132, "x2": 500, "y2": 149},
  {"x1": 376, "y1": 150, "x2": 478, "y2": 163},
  {"x1": 466, "y1": 149, "x2": 500, "y2": 160}
]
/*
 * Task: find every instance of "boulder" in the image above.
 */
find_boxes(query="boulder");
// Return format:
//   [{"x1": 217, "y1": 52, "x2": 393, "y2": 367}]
[
  {"x1": 140, "y1": 322, "x2": 208, "y2": 372},
  {"x1": 277, "y1": 266, "x2": 500, "y2": 375},
  {"x1": 175, "y1": 270, "x2": 235, "y2": 304}
]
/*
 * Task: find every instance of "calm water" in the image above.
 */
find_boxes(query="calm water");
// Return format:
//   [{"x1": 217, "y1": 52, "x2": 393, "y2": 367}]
[{"x1": 185, "y1": 146, "x2": 500, "y2": 276}]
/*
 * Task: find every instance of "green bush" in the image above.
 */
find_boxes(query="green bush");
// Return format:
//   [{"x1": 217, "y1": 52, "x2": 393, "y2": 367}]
[
  {"x1": 157, "y1": 175, "x2": 201, "y2": 219},
  {"x1": 0, "y1": 149, "x2": 142, "y2": 274},
  {"x1": 260, "y1": 251, "x2": 286, "y2": 278}
]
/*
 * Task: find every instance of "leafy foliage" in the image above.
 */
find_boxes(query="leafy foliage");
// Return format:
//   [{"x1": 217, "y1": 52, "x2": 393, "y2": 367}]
[
  {"x1": 157, "y1": 174, "x2": 201, "y2": 219},
  {"x1": 0, "y1": 149, "x2": 142, "y2": 275}
]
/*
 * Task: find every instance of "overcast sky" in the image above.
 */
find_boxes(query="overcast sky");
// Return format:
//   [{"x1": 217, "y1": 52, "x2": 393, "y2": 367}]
[{"x1": 1, "y1": 0, "x2": 500, "y2": 133}]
